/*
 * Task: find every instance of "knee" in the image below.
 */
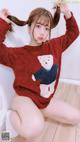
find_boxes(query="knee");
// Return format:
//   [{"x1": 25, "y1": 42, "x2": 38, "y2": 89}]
[
  {"x1": 10, "y1": 96, "x2": 45, "y2": 139},
  {"x1": 65, "y1": 109, "x2": 80, "y2": 125},
  {"x1": 10, "y1": 110, "x2": 45, "y2": 139},
  {"x1": 21, "y1": 115, "x2": 45, "y2": 139}
]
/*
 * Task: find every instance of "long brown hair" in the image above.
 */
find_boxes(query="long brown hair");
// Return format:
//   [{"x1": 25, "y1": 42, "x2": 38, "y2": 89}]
[{"x1": 7, "y1": 6, "x2": 60, "y2": 32}]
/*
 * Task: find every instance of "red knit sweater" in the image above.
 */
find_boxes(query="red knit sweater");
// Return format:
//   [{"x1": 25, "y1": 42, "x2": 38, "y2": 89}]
[{"x1": 0, "y1": 14, "x2": 79, "y2": 109}]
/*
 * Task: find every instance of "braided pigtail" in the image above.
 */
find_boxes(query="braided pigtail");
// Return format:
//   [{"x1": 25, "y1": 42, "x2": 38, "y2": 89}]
[
  {"x1": 52, "y1": 6, "x2": 60, "y2": 28},
  {"x1": 7, "y1": 15, "x2": 28, "y2": 31}
]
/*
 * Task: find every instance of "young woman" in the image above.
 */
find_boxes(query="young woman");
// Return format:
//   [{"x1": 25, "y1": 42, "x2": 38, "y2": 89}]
[{"x1": 0, "y1": 1, "x2": 79, "y2": 140}]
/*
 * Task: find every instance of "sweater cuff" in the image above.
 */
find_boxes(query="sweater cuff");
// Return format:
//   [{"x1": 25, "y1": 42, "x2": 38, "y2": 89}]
[
  {"x1": 64, "y1": 12, "x2": 73, "y2": 21},
  {"x1": 0, "y1": 18, "x2": 11, "y2": 31}
]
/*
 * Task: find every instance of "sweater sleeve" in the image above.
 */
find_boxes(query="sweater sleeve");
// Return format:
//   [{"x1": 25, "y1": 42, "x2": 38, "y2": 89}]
[
  {"x1": 0, "y1": 18, "x2": 15, "y2": 67},
  {"x1": 49, "y1": 13, "x2": 79, "y2": 53}
]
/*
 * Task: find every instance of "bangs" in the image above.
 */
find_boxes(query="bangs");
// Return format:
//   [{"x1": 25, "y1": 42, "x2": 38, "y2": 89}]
[{"x1": 36, "y1": 15, "x2": 50, "y2": 27}]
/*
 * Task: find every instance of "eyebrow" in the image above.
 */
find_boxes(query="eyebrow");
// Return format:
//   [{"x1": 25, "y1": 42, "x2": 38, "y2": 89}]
[{"x1": 36, "y1": 22, "x2": 50, "y2": 27}]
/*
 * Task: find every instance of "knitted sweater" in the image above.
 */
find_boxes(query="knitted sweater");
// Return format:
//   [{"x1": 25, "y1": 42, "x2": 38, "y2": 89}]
[{"x1": 0, "y1": 14, "x2": 79, "y2": 108}]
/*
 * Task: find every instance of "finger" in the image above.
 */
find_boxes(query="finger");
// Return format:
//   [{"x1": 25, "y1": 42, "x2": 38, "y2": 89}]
[{"x1": 2, "y1": 9, "x2": 10, "y2": 16}]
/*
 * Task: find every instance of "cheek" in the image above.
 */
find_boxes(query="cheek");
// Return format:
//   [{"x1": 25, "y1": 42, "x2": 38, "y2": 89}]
[
  {"x1": 44, "y1": 32, "x2": 49, "y2": 40},
  {"x1": 33, "y1": 28, "x2": 39, "y2": 38}
]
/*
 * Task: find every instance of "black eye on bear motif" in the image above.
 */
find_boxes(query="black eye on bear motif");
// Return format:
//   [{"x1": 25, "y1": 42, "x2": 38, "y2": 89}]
[{"x1": 45, "y1": 62, "x2": 48, "y2": 64}]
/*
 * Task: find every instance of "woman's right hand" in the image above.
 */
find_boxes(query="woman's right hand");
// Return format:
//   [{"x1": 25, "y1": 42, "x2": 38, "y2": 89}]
[{"x1": 0, "y1": 9, "x2": 11, "y2": 23}]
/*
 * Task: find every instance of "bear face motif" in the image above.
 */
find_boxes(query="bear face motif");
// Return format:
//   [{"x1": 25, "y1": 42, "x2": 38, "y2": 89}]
[{"x1": 37, "y1": 55, "x2": 53, "y2": 70}]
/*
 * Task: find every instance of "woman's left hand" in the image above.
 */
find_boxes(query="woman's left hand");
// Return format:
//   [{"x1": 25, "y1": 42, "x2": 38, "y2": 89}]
[
  {"x1": 56, "y1": 0, "x2": 72, "y2": 19},
  {"x1": 56, "y1": 0, "x2": 71, "y2": 19}
]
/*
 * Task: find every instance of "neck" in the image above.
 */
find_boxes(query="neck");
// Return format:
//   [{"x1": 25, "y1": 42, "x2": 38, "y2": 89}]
[{"x1": 29, "y1": 40, "x2": 42, "y2": 47}]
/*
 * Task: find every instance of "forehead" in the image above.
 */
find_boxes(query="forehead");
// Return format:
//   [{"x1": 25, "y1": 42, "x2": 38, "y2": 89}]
[{"x1": 36, "y1": 15, "x2": 50, "y2": 27}]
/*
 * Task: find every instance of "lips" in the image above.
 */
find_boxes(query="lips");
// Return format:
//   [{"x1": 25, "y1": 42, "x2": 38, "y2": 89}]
[{"x1": 38, "y1": 37, "x2": 44, "y2": 40}]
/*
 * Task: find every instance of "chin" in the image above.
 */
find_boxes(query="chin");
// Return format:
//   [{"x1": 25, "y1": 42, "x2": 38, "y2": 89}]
[
  {"x1": 37, "y1": 40, "x2": 45, "y2": 44},
  {"x1": 36, "y1": 41, "x2": 42, "y2": 45}
]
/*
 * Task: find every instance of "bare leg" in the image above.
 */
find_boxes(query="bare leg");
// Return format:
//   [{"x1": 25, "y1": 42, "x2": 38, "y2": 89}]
[
  {"x1": 10, "y1": 95, "x2": 45, "y2": 139},
  {"x1": 41, "y1": 97, "x2": 80, "y2": 125}
]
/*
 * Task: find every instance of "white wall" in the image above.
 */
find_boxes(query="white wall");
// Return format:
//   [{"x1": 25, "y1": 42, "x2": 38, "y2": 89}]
[
  {"x1": 0, "y1": 0, "x2": 80, "y2": 102},
  {"x1": 58, "y1": 3, "x2": 80, "y2": 81}
]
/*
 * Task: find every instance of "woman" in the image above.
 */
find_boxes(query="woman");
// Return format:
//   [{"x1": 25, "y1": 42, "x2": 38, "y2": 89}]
[{"x1": 0, "y1": 1, "x2": 79, "y2": 140}]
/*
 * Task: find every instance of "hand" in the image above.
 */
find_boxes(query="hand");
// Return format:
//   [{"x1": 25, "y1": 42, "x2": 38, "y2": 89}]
[
  {"x1": 0, "y1": 8, "x2": 10, "y2": 17},
  {"x1": 0, "y1": 8, "x2": 11, "y2": 23},
  {"x1": 56, "y1": 1, "x2": 72, "y2": 19}
]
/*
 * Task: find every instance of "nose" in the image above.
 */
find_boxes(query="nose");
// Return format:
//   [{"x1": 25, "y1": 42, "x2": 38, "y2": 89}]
[{"x1": 40, "y1": 27, "x2": 45, "y2": 36}]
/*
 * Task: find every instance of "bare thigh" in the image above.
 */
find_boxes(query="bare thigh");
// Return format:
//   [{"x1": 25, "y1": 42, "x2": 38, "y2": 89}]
[
  {"x1": 41, "y1": 97, "x2": 80, "y2": 125},
  {"x1": 10, "y1": 95, "x2": 45, "y2": 139}
]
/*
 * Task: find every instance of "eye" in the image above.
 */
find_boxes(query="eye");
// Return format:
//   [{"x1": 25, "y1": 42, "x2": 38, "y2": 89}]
[
  {"x1": 36, "y1": 24, "x2": 41, "y2": 28},
  {"x1": 45, "y1": 27, "x2": 50, "y2": 31}
]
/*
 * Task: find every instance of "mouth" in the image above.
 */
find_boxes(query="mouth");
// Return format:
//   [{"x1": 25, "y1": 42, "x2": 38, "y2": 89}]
[{"x1": 38, "y1": 37, "x2": 44, "y2": 41}]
